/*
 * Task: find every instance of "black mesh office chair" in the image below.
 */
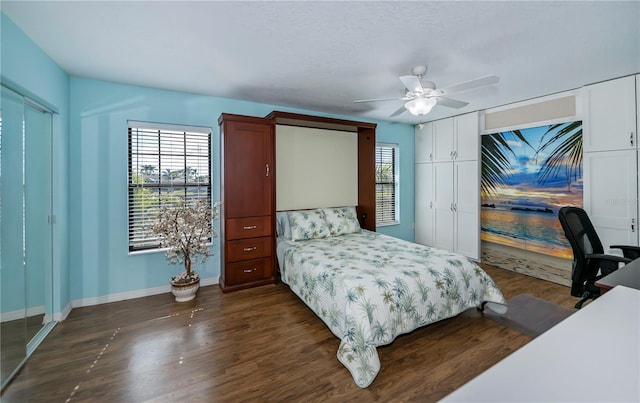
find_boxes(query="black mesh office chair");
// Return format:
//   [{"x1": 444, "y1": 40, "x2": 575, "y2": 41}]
[{"x1": 558, "y1": 206, "x2": 640, "y2": 309}]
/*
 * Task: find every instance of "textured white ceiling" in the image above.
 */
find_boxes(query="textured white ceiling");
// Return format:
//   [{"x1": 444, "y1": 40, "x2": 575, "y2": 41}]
[{"x1": 3, "y1": 1, "x2": 639, "y2": 124}]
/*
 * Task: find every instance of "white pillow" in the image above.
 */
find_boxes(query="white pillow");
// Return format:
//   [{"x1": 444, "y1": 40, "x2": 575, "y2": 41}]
[
  {"x1": 321, "y1": 206, "x2": 361, "y2": 236},
  {"x1": 287, "y1": 209, "x2": 331, "y2": 241},
  {"x1": 276, "y1": 211, "x2": 292, "y2": 239}
]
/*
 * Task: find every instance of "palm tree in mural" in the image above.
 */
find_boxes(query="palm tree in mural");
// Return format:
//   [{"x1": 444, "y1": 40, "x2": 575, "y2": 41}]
[
  {"x1": 535, "y1": 121, "x2": 583, "y2": 191},
  {"x1": 481, "y1": 130, "x2": 534, "y2": 197}
]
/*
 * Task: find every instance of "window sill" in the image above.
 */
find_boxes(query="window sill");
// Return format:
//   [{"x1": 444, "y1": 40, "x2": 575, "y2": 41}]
[
  {"x1": 128, "y1": 247, "x2": 167, "y2": 257},
  {"x1": 128, "y1": 242, "x2": 213, "y2": 257},
  {"x1": 376, "y1": 221, "x2": 400, "y2": 227}
]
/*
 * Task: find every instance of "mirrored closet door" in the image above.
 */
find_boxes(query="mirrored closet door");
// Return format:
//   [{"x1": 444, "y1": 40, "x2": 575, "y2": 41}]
[{"x1": 1, "y1": 85, "x2": 54, "y2": 390}]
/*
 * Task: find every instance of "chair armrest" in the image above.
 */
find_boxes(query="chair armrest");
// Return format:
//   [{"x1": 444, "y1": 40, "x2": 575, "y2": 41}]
[
  {"x1": 584, "y1": 253, "x2": 633, "y2": 264},
  {"x1": 610, "y1": 245, "x2": 640, "y2": 260},
  {"x1": 585, "y1": 253, "x2": 631, "y2": 277},
  {"x1": 586, "y1": 253, "x2": 632, "y2": 264}
]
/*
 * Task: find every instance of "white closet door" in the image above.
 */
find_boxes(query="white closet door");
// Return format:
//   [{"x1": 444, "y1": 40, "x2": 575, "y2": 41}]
[
  {"x1": 415, "y1": 163, "x2": 434, "y2": 246},
  {"x1": 432, "y1": 118, "x2": 455, "y2": 162},
  {"x1": 584, "y1": 76, "x2": 636, "y2": 153},
  {"x1": 454, "y1": 160, "x2": 480, "y2": 259},
  {"x1": 433, "y1": 162, "x2": 455, "y2": 251},
  {"x1": 415, "y1": 122, "x2": 433, "y2": 163},
  {"x1": 584, "y1": 149, "x2": 638, "y2": 254},
  {"x1": 454, "y1": 112, "x2": 479, "y2": 162}
]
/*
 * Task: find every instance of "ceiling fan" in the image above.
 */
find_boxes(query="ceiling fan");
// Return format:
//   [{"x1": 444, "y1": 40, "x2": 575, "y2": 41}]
[{"x1": 354, "y1": 65, "x2": 499, "y2": 117}]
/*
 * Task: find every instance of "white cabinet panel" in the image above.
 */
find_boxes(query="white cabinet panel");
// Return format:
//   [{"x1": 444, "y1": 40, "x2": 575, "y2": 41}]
[
  {"x1": 584, "y1": 149, "x2": 638, "y2": 253},
  {"x1": 433, "y1": 118, "x2": 455, "y2": 162},
  {"x1": 455, "y1": 112, "x2": 479, "y2": 162},
  {"x1": 415, "y1": 122, "x2": 433, "y2": 163},
  {"x1": 584, "y1": 76, "x2": 636, "y2": 153},
  {"x1": 433, "y1": 162, "x2": 455, "y2": 250},
  {"x1": 454, "y1": 160, "x2": 480, "y2": 259},
  {"x1": 414, "y1": 112, "x2": 480, "y2": 259},
  {"x1": 415, "y1": 163, "x2": 434, "y2": 246}
]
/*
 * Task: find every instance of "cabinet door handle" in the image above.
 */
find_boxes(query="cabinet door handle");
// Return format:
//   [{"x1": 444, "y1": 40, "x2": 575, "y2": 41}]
[
  {"x1": 243, "y1": 246, "x2": 257, "y2": 252},
  {"x1": 632, "y1": 218, "x2": 635, "y2": 233},
  {"x1": 266, "y1": 164, "x2": 270, "y2": 177},
  {"x1": 243, "y1": 225, "x2": 257, "y2": 230},
  {"x1": 631, "y1": 132, "x2": 634, "y2": 147},
  {"x1": 429, "y1": 152, "x2": 433, "y2": 161},
  {"x1": 243, "y1": 268, "x2": 257, "y2": 273},
  {"x1": 429, "y1": 201, "x2": 433, "y2": 209}
]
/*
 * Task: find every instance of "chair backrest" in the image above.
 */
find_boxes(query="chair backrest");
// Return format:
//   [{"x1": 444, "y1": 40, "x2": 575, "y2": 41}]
[{"x1": 558, "y1": 206, "x2": 604, "y2": 296}]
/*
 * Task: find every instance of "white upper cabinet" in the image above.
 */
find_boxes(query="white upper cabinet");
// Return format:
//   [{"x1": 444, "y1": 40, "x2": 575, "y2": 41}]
[
  {"x1": 584, "y1": 75, "x2": 637, "y2": 152},
  {"x1": 454, "y1": 112, "x2": 480, "y2": 161},
  {"x1": 432, "y1": 118, "x2": 455, "y2": 162},
  {"x1": 415, "y1": 122, "x2": 434, "y2": 163},
  {"x1": 432, "y1": 112, "x2": 479, "y2": 162}
]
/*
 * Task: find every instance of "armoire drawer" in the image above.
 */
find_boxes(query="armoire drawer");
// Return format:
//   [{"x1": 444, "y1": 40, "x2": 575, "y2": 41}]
[
  {"x1": 226, "y1": 236, "x2": 271, "y2": 262},
  {"x1": 225, "y1": 258, "x2": 272, "y2": 285},
  {"x1": 226, "y1": 216, "x2": 271, "y2": 240}
]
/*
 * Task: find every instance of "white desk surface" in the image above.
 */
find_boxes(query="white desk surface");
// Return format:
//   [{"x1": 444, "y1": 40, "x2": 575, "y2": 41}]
[{"x1": 442, "y1": 286, "x2": 640, "y2": 402}]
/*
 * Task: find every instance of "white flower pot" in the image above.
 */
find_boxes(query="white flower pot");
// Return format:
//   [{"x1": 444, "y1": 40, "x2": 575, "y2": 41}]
[{"x1": 171, "y1": 279, "x2": 200, "y2": 302}]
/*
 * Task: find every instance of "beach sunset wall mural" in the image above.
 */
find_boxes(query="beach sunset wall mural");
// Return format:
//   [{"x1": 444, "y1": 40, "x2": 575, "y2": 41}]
[{"x1": 481, "y1": 121, "x2": 583, "y2": 259}]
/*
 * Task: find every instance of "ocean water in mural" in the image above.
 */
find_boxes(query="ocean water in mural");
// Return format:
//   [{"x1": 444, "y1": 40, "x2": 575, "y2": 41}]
[{"x1": 481, "y1": 121, "x2": 583, "y2": 259}]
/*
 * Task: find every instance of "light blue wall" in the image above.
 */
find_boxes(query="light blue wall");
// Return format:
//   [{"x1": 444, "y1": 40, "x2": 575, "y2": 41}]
[
  {"x1": 2, "y1": 10, "x2": 415, "y2": 304},
  {"x1": 1, "y1": 13, "x2": 70, "y2": 315},
  {"x1": 375, "y1": 123, "x2": 415, "y2": 241},
  {"x1": 69, "y1": 77, "x2": 415, "y2": 300}
]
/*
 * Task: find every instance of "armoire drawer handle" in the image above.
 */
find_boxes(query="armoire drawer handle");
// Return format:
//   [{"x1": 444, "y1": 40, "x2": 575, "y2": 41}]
[
  {"x1": 243, "y1": 246, "x2": 257, "y2": 252},
  {"x1": 243, "y1": 268, "x2": 257, "y2": 273},
  {"x1": 243, "y1": 225, "x2": 257, "y2": 230}
]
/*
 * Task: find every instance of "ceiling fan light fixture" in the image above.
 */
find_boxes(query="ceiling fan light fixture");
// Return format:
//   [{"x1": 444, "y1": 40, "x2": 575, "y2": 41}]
[{"x1": 405, "y1": 98, "x2": 437, "y2": 116}]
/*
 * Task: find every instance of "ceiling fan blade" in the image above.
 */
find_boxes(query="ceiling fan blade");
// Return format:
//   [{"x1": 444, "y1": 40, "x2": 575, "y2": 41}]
[
  {"x1": 389, "y1": 105, "x2": 407, "y2": 117},
  {"x1": 399, "y1": 75, "x2": 423, "y2": 93},
  {"x1": 353, "y1": 97, "x2": 400, "y2": 103},
  {"x1": 436, "y1": 97, "x2": 469, "y2": 109},
  {"x1": 440, "y1": 74, "x2": 499, "y2": 95}
]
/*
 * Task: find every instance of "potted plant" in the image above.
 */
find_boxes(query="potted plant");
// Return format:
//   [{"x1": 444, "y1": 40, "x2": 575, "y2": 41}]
[{"x1": 153, "y1": 198, "x2": 219, "y2": 302}]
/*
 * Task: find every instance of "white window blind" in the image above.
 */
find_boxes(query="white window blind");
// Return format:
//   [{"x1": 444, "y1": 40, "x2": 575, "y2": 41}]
[
  {"x1": 128, "y1": 123, "x2": 211, "y2": 252},
  {"x1": 375, "y1": 144, "x2": 399, "y2": 225}
]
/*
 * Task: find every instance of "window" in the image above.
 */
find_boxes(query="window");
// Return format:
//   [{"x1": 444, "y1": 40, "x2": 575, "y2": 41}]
[
  {"x1": 128, "y1": 121, "x2": 211, "y2": 252},
  {"x1": 375, "y1": 143, "x2": 399, "y2": 225}
]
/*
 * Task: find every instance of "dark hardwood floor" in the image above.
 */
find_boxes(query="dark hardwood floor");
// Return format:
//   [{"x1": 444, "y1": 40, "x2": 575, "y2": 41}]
[{"x1": 1, "y1": 265, "x2": 576, "y2": 402}]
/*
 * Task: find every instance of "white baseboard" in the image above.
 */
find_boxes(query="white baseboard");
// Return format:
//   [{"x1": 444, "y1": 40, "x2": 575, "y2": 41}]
[
  {"x1": 12, "y1": 277, "x2": 221, "y2": 322},
  {"x1": 70, "y1": 276, "x2": 220, "y2": 309},
  {"x1": 1, "y1": 305, "x2": 46, "y2": 323},
  {"x1": 54, "y1": 302, "x2": 72, "y2": 322}
]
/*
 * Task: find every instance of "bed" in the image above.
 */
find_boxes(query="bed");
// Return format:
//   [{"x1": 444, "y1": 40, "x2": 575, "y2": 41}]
[{"x1": 275, "y1": 206, "x2": 507, "y2": 388}]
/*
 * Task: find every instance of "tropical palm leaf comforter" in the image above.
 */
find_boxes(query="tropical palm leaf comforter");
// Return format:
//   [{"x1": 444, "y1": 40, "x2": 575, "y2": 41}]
[{"x1": 277, "y1": 230, "x2": 506, "y2": 388}]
